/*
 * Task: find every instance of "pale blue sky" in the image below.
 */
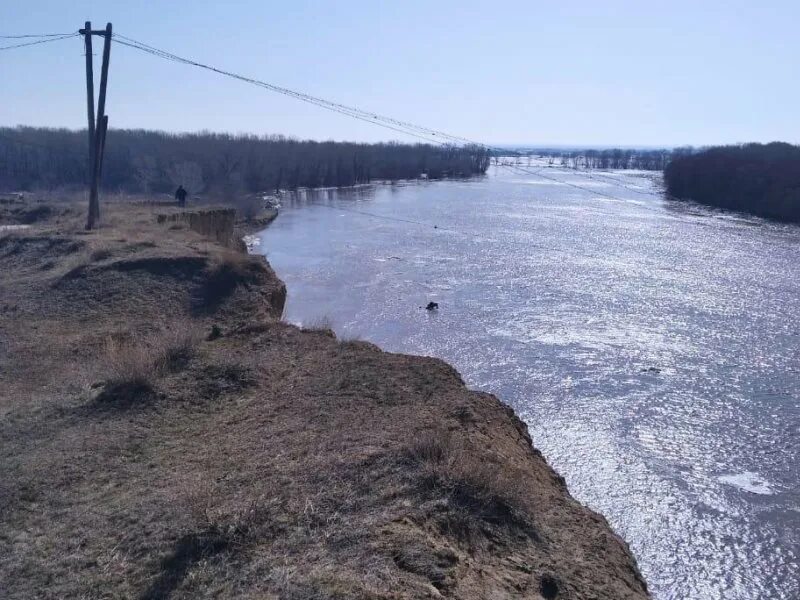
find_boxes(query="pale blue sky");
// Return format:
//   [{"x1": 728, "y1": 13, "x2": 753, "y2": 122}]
[{"x1": 1, "y1": 1, "x2": 798, "y2": 146}]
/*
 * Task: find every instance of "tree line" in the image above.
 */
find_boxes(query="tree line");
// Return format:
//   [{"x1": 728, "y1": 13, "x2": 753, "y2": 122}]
[
  {"x1": 0, "y1": 127, "x2": 491, "y2": 195},
  {"x1": 664, "y1": 142, "x2": 800, "y2": 223},
  {"x1": 521, "y1": 147, "x2": 690, "y2": 171}
]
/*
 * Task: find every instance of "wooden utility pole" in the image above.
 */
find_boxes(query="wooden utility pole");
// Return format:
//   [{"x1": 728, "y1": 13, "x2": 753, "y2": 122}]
[
  {"x1": 80, "y1": 22, "x2": 112, "y2": 230},
  {"x1": 83, "y1": 22, "x2": 95, "y2": 173}
]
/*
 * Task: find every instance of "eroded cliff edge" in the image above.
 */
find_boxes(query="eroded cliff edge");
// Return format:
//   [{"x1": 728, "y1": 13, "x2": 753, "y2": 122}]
[{"x1": 0, "y1": 201, "x2": 648, "y2": 599}]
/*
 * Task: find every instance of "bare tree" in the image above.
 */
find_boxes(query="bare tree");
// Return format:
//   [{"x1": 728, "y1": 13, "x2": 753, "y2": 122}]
[
  {"x1": 133, "y1": 155, "x2": 158, "y2": 194},
  {"x1": 167, "y1": 161, "x2": 204, "y2": 196}
]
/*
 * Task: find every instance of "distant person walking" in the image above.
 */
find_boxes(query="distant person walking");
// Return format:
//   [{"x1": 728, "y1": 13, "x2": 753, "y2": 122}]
[{"x1": 175, "y1": 185, "x2": 188, "y2": 207}]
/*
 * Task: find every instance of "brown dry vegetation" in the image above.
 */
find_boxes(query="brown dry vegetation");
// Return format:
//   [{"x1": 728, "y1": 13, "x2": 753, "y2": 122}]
[{"x1": 0, "y1": 199, "x2": 649, "y2": 599}]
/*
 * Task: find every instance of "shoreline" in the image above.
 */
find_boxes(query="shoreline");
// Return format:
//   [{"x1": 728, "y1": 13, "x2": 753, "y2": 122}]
[{"x1": 0, "y1": 200, "x2": 649, "y2": 598}]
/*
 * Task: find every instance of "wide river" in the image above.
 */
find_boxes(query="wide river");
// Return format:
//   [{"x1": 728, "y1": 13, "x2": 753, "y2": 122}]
[{"x1": 255, "y1": 163, "x2": 799, "y2": 600}]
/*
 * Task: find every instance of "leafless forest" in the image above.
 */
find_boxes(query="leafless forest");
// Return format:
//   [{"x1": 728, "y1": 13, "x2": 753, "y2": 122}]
[{"x1": 0, "y1": 127, "x2": 491, "y2": 195}]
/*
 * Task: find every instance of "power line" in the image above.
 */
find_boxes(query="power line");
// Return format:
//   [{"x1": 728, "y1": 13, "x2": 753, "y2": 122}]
[
  {"x1": 0, "y1": 32, "x2": 76, "y2": 38},
  {"x1": 106, "y1": 35, "x2": 667, "y2": 211},
  {"x1": 111, "y1": 34, "x2": 460, "y2": 147},
  {"x1": 110, "y1": 40, "x2": 443, "y2": 145},
  {"x1": 111, "y1": 34, "x2": 544, "y2": 158},
  {"x1": 0, "y1": 33, "x2": 78, "y2": 52},
  {"x1": 115, "y1": 33, "x2": 486, "y2": 148},
  {"x1": 577, "y1": 170, "x2": 661, "y2": 196},
  {"x1": 499, "y1": 161, "x2": 652, "y2": 203},
  {"x1": 1, "y1": 27, "x2": 668, "y2": 215},
  {"x1": 495, "y1": 162, "x2": 670, "y2": 216},
  {"x1": 109, "y1": 34, "x2": 651, "y2": 198}
]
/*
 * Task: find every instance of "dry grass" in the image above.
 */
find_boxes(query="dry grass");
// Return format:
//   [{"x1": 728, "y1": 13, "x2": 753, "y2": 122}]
[
  {"x1": 407, "y1": 431, "x2": 533, "y2": 525},
  {"x1": 89, "y1": 245, "x2": 113, "y2": 262},
  {"x1": 159, "y1": 320, "x2": 203, "y2": 371},
  {"x1": 183, "y1": 481, "x2": 273, "y2": 545},
  {"x1": 337, "y1": 331, "x2": 364, "y2": 345},
  {"x1": 133, "y1": 483, "x2": 280, "y2": 600},
  {"x1": 102, "y1": 321, "x2": 202, "y2": 390},
  {"x1": 231, "y1": 195, "x2": 263, "y2": 221},
  {"x1": 211, "y1": 247, "x2": 253, "y2": 274},
  {"x1": 302, "y1": 315, "x2": 335, "y2": 333},
  {"x1": 23, "y1": 188, "x2": 86, "y2": 205},
  {"x1": 56, "y1": 246, "x2": 92, "y2": 279},
  {"x1": 46, "y1": 200, "x2": 89, "y2": 232},
  {"x1": 103, "y1": 337, "x2": 158, "y2": 389}
]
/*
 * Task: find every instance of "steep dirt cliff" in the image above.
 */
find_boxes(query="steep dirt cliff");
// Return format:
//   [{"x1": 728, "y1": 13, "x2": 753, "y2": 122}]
[{"x1": 0, "y1": 201, "x2": 648, "y2": 599}]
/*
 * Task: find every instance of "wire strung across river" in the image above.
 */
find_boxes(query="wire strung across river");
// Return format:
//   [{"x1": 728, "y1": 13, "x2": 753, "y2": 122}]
[
  {"x1": 111, "y1": 34, "x2": 465, "y2": 147},
  {"x1": 0, "y1": 32, "x2": 78, "y2": 52},
  {"x1": 0, "y1": 32, "x2": 77, "y2": 38},
  {"x1": 2, "y1": 29, "x2": 669, "y2": 214}
]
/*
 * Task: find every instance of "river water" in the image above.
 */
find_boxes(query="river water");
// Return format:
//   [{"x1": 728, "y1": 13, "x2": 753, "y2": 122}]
[{"x1": 255, "y1": 164, "x2": 800, "y2": 600}]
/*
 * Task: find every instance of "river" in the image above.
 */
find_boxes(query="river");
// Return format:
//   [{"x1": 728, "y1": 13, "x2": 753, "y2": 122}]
[{"x1": 255, "y1": 163, "x2": 800, "y2": 600}]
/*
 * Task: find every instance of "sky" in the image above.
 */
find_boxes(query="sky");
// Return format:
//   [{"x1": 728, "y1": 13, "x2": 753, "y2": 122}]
[{"x1": 1, "y1": 0, "x2": 798, "y2": 147}]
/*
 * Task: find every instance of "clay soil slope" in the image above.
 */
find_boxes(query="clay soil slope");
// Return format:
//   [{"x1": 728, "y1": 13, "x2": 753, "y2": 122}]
[{"x1": 0, "y1": 200, "x2": 649, "y2": 599}]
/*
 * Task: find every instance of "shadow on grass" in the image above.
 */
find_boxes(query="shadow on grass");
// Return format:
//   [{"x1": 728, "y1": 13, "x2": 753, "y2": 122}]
[
  {"x1": 192, "y1": 263, "x2": 242, "y2": 315},
  {"x1": 88, "y1": 381, "x2": 156, "y2": 413},
  {"x1": 191, "y1": 259, "x2": 264, "y2": 316},
  {"x1": 139, "y1": 529, "x2": 230, "y2": 600}
]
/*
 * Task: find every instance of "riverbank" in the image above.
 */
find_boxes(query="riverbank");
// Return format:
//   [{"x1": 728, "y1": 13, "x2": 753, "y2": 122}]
[{"x1": 0, "y1": 199, "x2": 648, "y2": 599}]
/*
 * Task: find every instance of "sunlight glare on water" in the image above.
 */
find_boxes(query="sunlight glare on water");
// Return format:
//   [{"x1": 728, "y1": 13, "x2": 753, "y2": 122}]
[{"x1": 257, "y1": 165, "x2": 800, "y2": 600}]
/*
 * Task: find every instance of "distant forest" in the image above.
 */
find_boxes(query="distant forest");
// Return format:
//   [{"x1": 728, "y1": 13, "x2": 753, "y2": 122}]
[
  {"x1": 522, "y1": 148, "x2": 689, "y2": 171},
  {"x1": 0, "y1": 127, "x2": 491, "y2": 195},
  {"x1": 665, "y1": 142, "x2": 800, "y2": 223}
]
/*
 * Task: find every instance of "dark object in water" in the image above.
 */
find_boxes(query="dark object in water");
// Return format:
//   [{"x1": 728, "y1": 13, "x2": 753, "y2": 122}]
[
  {"x1": 640, "y1": 366, "x2": 661, "y2": 374},
  {"x1": 425, "y1": 302, "x2": 439, "y2": 311}
]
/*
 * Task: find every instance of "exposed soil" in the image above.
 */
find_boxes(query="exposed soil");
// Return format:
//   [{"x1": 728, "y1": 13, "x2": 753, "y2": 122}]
[{"x1": 0, "y1": 200, "x2": 649, "y2": 599}]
